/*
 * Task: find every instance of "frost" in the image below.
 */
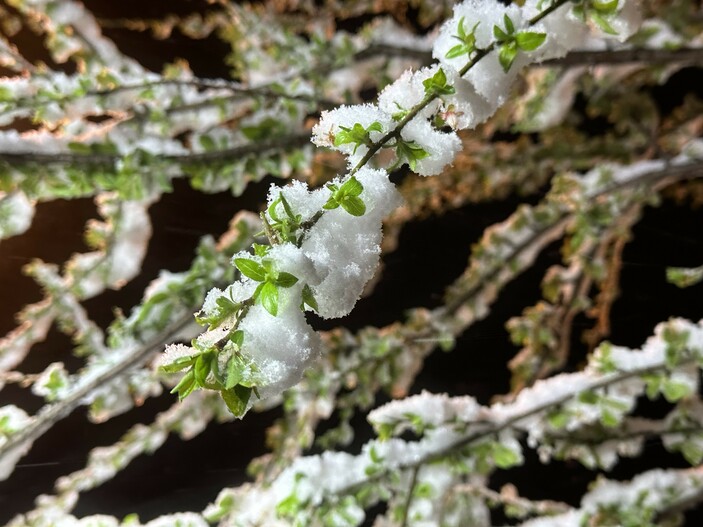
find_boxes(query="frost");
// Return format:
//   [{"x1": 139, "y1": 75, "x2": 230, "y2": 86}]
[
  {"x1": 239, "y1": 294, "x2": 321, "y2": 401},
  {"x1": 312, "y1": 103, "x2": 394, "y2": 165},
  {"x1": 301, "y1": 167, "x2": 403, "y2": 318},
  {"x1": 378, "y1": 66, "x2": 442, "y2": 120},
  {"x1": 399, "y1": 117, "x2": 462, "y2": 176},
  {"x1": 0, "y1": 191, "x2": 34, "y2": 240}
]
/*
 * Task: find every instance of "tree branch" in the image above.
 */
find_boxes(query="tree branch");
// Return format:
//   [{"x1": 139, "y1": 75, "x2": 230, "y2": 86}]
[
  {"x1": 0, "y1": 134, "x2": 311, "y2": 166},
  {"x1": 0, "y1": 312, "x2": 194, "y2": 466}
]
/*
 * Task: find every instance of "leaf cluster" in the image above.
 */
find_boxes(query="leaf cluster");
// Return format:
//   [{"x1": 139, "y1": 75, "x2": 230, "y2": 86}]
[{"x1": 493, "y1": 14, "x2": 546, "y2": 72}]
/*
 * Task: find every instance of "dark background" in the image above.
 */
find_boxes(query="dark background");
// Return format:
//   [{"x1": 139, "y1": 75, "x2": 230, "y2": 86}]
[{"x1": 1, "y1": 0, "x2": 703, "y2": 525}]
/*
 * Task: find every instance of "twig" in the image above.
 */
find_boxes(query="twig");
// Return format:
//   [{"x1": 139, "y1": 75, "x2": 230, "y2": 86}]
[
  {"x1": 0, "y1": 134, "x2": 311, "y2": 166},
  {"x1": 0, "y1": 312, "x2": 193, "y2": 464}
]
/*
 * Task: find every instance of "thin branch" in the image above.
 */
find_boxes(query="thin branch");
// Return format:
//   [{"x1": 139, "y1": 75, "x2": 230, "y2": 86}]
[
  {"x1": 442, "y1": 159, "x2": 703, "y2": 317},
  {"x1": 357, "y1": 45, "x2": 703, "y2": 69},
  {"x1": 0, "y1": 312, "x2": 193, "y2": 464},
  {"x1": 0, "y1": 134, "x2": 311, "y2": 166},
  {"x1": 400, "y1": 466, "x2": 420, "y2": 527},
  {"x1": 545, "y1": 47, "x2": 703, "y2": 67}
]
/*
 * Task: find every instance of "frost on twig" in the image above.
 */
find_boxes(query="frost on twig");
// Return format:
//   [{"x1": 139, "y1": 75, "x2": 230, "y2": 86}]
[{"x1": 206, "y1": 318, "x2": 703, "y2": 526}]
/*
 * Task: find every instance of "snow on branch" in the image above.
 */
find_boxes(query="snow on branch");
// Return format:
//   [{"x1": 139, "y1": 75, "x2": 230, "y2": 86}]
[{"x1": 204, "y1": 318, "x2": 703, "y2": 525}]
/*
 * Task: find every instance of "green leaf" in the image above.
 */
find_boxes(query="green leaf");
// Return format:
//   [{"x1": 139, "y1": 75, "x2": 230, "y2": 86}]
[
  {"x1": 260, "y1": 281, "x2": 279, "y2": 316},
  {"x1": 230, "y1": 329, "x2": 244, "y2": 349},
  {"x1": 339, "y1": 176, "x2": 363, "y2": 197},
  {"x1": 323, "y1": 196, "x2": 340, "y2": 210},
  {"x1": 267, "y1": 197, "x2": 282, "y2": 222},
  {"x1": 422, "y1": 67, "x2": 455, "y2": 96},
  {"x1": 666, "y1": 265, "x2": 703, "y2": 288},
  {"x1": 341, "y1": 196, "x2": 366, "y2": 216},
  {"x1": 547, "y1": 410, "x2": 569, "y2": 429},
  {"x1": 493, "y1": 443, "x2": 521, "y2": 469},
  {"x1": 493, "y1": 24, "x2": 508, "y2": 41},
  {"x1": 279, "y1": 193, "x2": 297, "y2": 220},
  {"x1": 194, "y1": 353, "x2": 212, "y2": 386},
  {"x1": 160, "y1": 355, "x2": 194, "y2": 373},
  {"x1": 600, "y1": 408, "x2": 619, "y2": 428},
  {"x1": 301, "y1": 284, "x2": 318, "y2": 311},
  {"x1": 234, "y1": 258, "x2": 266, "y2": 282},
  {"x1": 170, "y1": 370, "x2": 196, "y2": 400},
  {"x1": 220, "y1": 385, "x2": 252, "y2": 417},
  {"x1": 681, "y1": 441, "x2": 703, "y2": 465},
  {"x1": 578, "y1": 390, "x2": 599, "y2": 404},
  {"x1": 456, "y1": 16, "x2": 467, "y2": 40},
  {"x1": 252, "y1": 243, "x2": 269, "y2": 257},
  {"x1": 275, "y1": 271, "x2": 298, "y2": 288},
  {"x1": 662, "y1": 380, "x2": 692, "y2": 402},
  {"x1": 498, "y1": 42, "x2": 518, "y2": 72},
  {"x1": 503, "y1": 13, "x2": 515, "y2": 34},
  {"x1": 515, "y1": 32, "x2": 546, "y2": 51},
  {"x1": 199, "y1": 135, "x2": 216, "y2": 152},
  {"x1": 446, "y1": 43, "x2": 470, "y2": 59},
  {"x1": 591, "y1": 11, "x2": 618, "y2": 35},
  {"x1": 396, "y1": 140, "x2": 429, "y2": 172},
  {"x1": 68, "y1": 142, "x2": 92, "y2": 154},
  {"x1": 276, "y1": 493, "x2": 300, "y2": 518},
  {"x1": 226, "y1": 354, "x2": 243, "y2": 389},
  {"x1": 592, "y1": 0, "x2": 619, "y2": 14},
  {"x1": 367, "y1": 121, "x2": 383, "y2": 134},
  {"x1": 333, "y1": 122, "x2": 382, "y2": 154}
]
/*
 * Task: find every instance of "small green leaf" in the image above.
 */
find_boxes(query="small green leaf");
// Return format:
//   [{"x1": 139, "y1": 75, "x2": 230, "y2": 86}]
[
  {"x1": 230, "y1": 329, "x2": 244, "y2": 348},
  {"x1": 194, "y1": 353, "x2": 211, "y2": 386},
  {"x1": 503, "y1": 13, "x2": 515, "y2": 34},
  {"x1": 170, "y1": 370, "x2": 196, "y2": 400},
  {"x1": 260, "y1": 281, "x2": 279, "y2": 316},
  {"x1": 662, "y1": 380, "x2": 692, "y2": 402},
  {"x1": 234, "y1": 258, "x2": 266, "y2": 282},
  {"x1": 547, "y1": 410, "x2": 569, "y2": 429},
  {"x1": 199, "y1": 135, "x2": 216, "y2": 152},
  {"x1": 456, "y1": 16, "x2": 467, "y2": 40},
  {"x1": 279, "y1": 194, "x2": 297, "y2": 220},
  {"x1": 367, "y1": 121, "x2": 383, "y2": 133},
  {"x1": 341, "y1": 196, "x2": 366, "y2": 216},
  {"x1": 276, "y1": 493, "x2": 300, "y2": 518},
  {"x1": 515, "y1": 32, "x2": 546, "y2": 51},
  {"x1": 160, "y1": 355, "x2": 194, "y2": 374},
  {"x1": 252, "y1": 243, "x2": 269, "y2": 257},
  {"x1": 666, "y1": 265, "x2": 703, "y2": 288},
  {"x1": 275, "y1": 272, "x2": 298, "y2": 288},
  {"x1": 226, "y1": 355, "x2": 243, "y2": 389},
  {"x1": 422, "y1": 67, "x2": 455, "y2": 96},
  {"x1": 600, "y1": 408, "x2": 619, "y2": 428},
  {"x1": 301, "y1": 284, "x2": 318, "y2": 311},
  {"x1": 591, "y1": 11, "x2": 618, "y2": 35},
  {"x1": 323, "y1": 196, "x2": 340, "y2": 210},
  {"x1": 681, "y1": 441, "x2": 703, "y2": 465},
  {"x1": 221, "y1": 385, "x2": 252, "y2": 417},
  {"x1": 592, "y1": 0, "x2": 619, "y2": 14},
  {"x1": 396, "y1": 140, "x2": 429, "y2": 172},
  {"x1": 267, "y1": 197, "x2": 282, "y2": 222},
  {"x1": 578, "y1": 390, "x2": 599, "y2": 405},
  {"x1": 339, "y1": 176, "x2": 363, "y2": 197},
  {"x1": 333, "y1": 122, "x2": 382, "y2": 154},
  {"x1": 68, "y1": 142, "x2": 93, "y2": 154},
  {"x1": 446, "y1": 43, "x2": 470, "y2": 59},
  {"x1": 493, "y1": 24, "x2": 508, "y2": 41},
  {"x1": 498, "y1": 42, "x2": 518, "y2": 72},
  {"x1": 493, "y1": 443, "x2": 521, "y2": 469}
]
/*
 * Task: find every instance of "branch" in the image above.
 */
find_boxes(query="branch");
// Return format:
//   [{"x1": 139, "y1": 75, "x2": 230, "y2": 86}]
[
  {"x1": 358, "y1": 45, "x2": 703, "y2": 69},
  {"x1": 0, "y1": 134, "x2": 311, "y2": 166},
  {"x1": 545, "y1": 47, "x2": 703, "y2": 67},
  {"x1": 0, "y1": 312, "x2": 194, "y2": 468}
]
